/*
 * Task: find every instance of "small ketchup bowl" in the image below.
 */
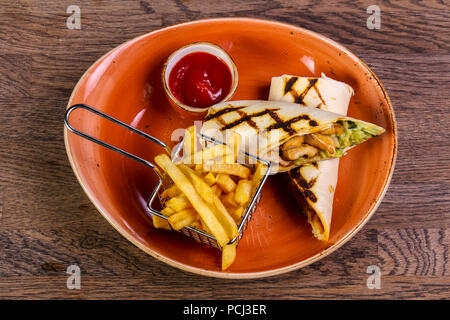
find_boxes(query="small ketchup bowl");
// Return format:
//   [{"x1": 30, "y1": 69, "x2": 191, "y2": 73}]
[{"x1": 162, "y1": 42, "x2": 238, "y2": 119}]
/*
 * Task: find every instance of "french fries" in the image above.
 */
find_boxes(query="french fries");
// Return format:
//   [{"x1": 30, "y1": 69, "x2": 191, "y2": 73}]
[
  {"x1": 222, "y1": 242, "x2": 237, "y2": 271},
  {"x1": 168, "y1": 208, "x2": 199, "y2": 231},
  {"x1": 161, "y1": 184, "x2": 181, "y2": 199},
  {"x1": 178, "y1": 164, "x2": 216, "y2": 205},
  {"x1": 216, "y1": 173, "x2": 236, "y2": 193},
  {"x1": 165, "y1": 194, "x2": 192, "y2": 212},
  {"x1": 181, "y1": 144, "x2": 229, "y2": 165},
  {"x1": 224, "y1": 132, "x2": 241, "y2": 163},
  {"x1": 152, "y1": 215, "x2": 172, "y2": 230},
  {"x1": 190, "y1": 220, "x2": 202, "y2": 230},
  {"x1": 234, "y1": 180, "x2": 252, "y2": 206},
  {"x1": 201, "y1": 219, "x2": 212, "y2": 234},
  {"x1": 251, "y1": 163, "x2": 268, "y2": 196},
  {"x1": 221, "y1": 192, "x2": 239, "y2": 208},
  {"x1": 203, "y1": 172, "x2": 216, "y2": 186},
  {"x1": 184, "y1": 125, "x2": 197, "y2": 158},
  {"x1": 211, "y1": 184, "x2": 222, "y2": 197},
  {"x1": 231, "y1": 206, "x2": 245, "y2": 224},
  {"x1": 179, "y1": 165, "x2": 238, "y2": 240},
  {"x1": 203, "y1": 163, "x2": 251, "y2": 179},
  {"x1": 153, "y1": 128, "x2": 265, "y2": 270},
  {"x1": 155, "y1": 154, "x2": 229, "y2": 247},
  {"x1": 212, "y1": 196, "x2": 239, "y2": 239},
  {"x1": 161, "y1": 207, "x2": 176, "y2": 216}
]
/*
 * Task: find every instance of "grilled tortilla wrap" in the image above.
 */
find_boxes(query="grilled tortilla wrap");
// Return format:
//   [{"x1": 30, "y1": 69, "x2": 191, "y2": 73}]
[
  {"x1": 200, "y1": 100, "x2": 384, "y2": 174},
  {"x1": 269, "y1": 74, "x2": 353, "y2": 241},
  {"x1": 269, "y1": 74, "x2": 354, "y2": 113}
]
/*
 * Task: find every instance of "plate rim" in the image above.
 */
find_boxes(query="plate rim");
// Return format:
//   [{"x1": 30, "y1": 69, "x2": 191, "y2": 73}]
[{"x1": 64, "y1": 17, "x2": 398, "y2": 279}]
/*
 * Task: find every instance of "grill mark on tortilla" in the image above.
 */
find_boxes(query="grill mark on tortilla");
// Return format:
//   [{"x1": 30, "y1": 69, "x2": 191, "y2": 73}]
[
  {"x1": 304, "y1": 189, "x2": 318, "y2": 202},
  {"x1": 284, "y1": 76, "x2": 298, "y2": 94},
  {"x1": 216, "y1": 116, "x2": 226, "y2": 126},
  {"x1": 312, "y1": 82, "x2": 326, "y2": 105},
  {"x1": 288, "y1": 166, "x2": 300, "y2": 179},
  {"x1": 292, "y1": 78, "x2": 318, "y2": 104},
  {"x1": 237, "y1": 109, "x2": 258, "y2": 130},
  {"x1": 287, "y1": 174, "x2": 320, "y2": 220},
  {"x1": 266, "y1": 110, "x2": 296, "y2": 135},
  {"x1": 309, "y1": 119, "x2": 319, "y2": 127},
  {"x1": 308, "y1": 177, "x2": 317, "y2": 188},
  {"x1": 289, "y1": 169, "x2": 317, "y2": 189},
  {"x1": 264, "y1": 113, "x2": 311, "y2": 135},
  {"x1": 205, "y1": 105, "x2": 245, "y2": 121},
  {"x1": 219, "y1": 108, "x2": 277, "y2": 131}
]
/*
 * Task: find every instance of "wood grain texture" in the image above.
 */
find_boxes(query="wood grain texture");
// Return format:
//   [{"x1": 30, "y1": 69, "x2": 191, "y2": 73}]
[
  {"x1": 378, "y1": 229, "x2": 449, "y2": 276},
  {"x1": 0, "y1": 0, "x2": 449, "y2": 299}
]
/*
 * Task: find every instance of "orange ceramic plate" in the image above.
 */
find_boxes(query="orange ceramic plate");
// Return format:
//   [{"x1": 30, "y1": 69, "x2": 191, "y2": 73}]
[{"x1": 64, "y1": 18, "x2": 397, "y2": 278}]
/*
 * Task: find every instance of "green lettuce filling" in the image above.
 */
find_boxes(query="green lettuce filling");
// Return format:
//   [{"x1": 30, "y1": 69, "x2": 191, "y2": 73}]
[
  {"x1": 338, "y1": 120, "x2": 378, "y2": 149},
  {"x1": 292, "y1": 120, "x2": 380, "y2": 165},
  {"x1": 318, "y1": 148, "x2": 344, "y2": 159}
]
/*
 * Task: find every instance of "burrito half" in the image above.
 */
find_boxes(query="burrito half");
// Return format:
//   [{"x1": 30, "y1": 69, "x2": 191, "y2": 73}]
[
  {"x1": 200, "y1": 100, "x2": 384, "y2": 175},
  {"x1": 269, "y1": 74, "x2": 353, "y2": 241}
]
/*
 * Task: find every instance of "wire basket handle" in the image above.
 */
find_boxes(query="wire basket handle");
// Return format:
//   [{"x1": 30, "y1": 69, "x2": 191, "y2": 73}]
[{"x1": 64, "y1": 104, "x2": 170, "y2": 173}]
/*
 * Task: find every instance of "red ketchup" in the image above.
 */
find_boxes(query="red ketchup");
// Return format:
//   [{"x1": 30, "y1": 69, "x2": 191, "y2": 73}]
[{"x1": 168, "y1": 52, "x2": 232, "y2": 108}]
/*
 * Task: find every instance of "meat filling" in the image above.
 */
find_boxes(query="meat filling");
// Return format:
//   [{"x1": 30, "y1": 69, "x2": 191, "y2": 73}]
[{"x1": 280, "y1": 123, "x2": 344, "y2": 165}]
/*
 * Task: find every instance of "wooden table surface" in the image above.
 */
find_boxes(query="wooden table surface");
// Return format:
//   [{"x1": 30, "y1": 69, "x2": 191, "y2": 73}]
[{"x1": 0, "y1": 0, "x2": 449, "y2": 299}]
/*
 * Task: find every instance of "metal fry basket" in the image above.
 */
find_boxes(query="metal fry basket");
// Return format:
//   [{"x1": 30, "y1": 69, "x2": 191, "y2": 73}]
[{"x1": 65, "y1": 104, "x2": 271, "y2": 249}]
